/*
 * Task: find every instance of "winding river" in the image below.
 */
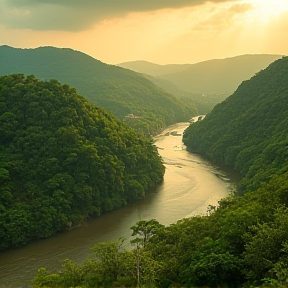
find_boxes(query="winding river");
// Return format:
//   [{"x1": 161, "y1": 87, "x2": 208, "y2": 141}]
[{"x1": 0, "y1": 122, "x2": 241, "y2": 287}]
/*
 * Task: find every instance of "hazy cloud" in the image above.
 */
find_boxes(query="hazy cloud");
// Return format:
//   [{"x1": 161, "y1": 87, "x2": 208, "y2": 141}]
[
  {"x1": 228, "y1": 2, "x2": 253, "y2": 13},
  {"x1": 0, "y1": 0, "x2": 239, "y2": 31},
  {"x1": 186, "y1": 2, "x2": 252, "y2": 32}
]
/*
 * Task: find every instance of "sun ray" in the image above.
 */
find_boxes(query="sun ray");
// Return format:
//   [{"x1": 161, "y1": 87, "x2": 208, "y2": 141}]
[{"x1": 248, "y1": 0, "x2": 288, "y2": 21}]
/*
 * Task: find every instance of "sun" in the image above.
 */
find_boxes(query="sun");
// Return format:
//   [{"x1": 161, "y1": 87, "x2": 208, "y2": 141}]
[{"x1": 249, "y1": 0, "x2": 288, "y2": 20}]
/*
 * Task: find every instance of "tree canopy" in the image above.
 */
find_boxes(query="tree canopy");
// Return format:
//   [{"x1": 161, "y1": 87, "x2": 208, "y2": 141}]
[
  {"x1": 183, "y1": 56, "x2": 288, "y2": 193},
  {"x1": 0, "y1": 74, "x2": 165, "y2": 250}
]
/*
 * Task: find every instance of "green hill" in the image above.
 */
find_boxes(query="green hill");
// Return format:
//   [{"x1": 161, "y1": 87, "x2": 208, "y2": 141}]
[
  {"x1": 0, "y1": 74, "x2": 165, "y2": 250},
  {"x1": 143, "y1": 73, "x2": 226, "y2": 114},
  {"x1": 0, "y1": 46, "x2": 197, "y2": 135},
  {"x1": 119, "y1": 55, "x2": 282, "y2": 114},
  {"x1": 183, "y1": 55, "x2": 288, "y2": 193},
  {"x1": 161, "y1": 54, "x2": 282, "y2": 94},
  {"x1": 120, "y1": 55, "x2": 282, "y2": 95}
]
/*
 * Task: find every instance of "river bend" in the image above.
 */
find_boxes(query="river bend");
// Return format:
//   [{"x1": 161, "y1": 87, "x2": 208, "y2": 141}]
[{"x1": 0, "y1": 122, "x2": 240, "y2": 287}]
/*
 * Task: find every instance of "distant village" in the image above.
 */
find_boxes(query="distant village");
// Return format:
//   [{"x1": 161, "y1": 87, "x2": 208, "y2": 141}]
[{"x1": 125, "y1": 113, "x2": 140, "y2": 119}]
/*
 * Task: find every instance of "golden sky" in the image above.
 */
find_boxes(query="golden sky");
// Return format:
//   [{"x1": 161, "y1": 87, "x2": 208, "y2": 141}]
[{"x1": 0, "y1": 0, "x2": 287, "y2": 64}]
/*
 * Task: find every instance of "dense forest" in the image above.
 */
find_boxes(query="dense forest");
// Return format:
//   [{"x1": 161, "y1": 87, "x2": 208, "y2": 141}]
[
  {"x1": 33, "y1": 56, "x2": 288, "y2": 288},
  {"x1": 0, "y1": 45, "x2": 197, "y2": 135},
  {"x1": 0, "y1": 74, "x2": 165, "y2": 251},
  {"x1": 183, "y1": 56, "x2": 288, "y2": 194}
]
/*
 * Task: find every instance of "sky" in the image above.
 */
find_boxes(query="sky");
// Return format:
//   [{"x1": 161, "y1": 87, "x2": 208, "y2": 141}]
[{"x1": 0, "y1": 0, "x2": 288, "y2": 65}]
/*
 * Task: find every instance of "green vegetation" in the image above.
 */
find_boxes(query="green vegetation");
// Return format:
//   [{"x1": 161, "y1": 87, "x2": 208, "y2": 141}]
[
  {"x1": 32, "y1": 220, "x2": 164, "y2": 288},
  {"x1": 32, "y1": 190, "x2": 288, "y2": 288},
  {"x1": 183, "y1": 56, "x2": 288, "y2": 194},
  {"x1": 143, "y1": 73, "x2": 222, "y2": 115},
  {"x1": 0, "y1": 45, "x2": 197, "y2": 135},
  {"x1": 31, "y1": 56, "x2": 288, "y2": 287},
  {"x1": 120, "y1": 55, "x2": 282, "y2": 114},
  {"x1": 0, "y1": 74, "x2": 165, "y2": 250}
]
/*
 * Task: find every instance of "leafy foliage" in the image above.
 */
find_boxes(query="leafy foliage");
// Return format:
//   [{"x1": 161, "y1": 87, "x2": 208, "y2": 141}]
[
  {"x1": 130, "y1": 219, "x2": 164, "y2": 248},
  {"x1": 183, "y1": 56, "x2": 288, "y2": 193},
  {"x1": 32, "y1": 175, "x2": 288, "y2": 288},
  {"x1": 33, "y1": 226, "x2": 162, "y2": 288},
  {"x1": 0, "y1": 74, "x2": 165, "y2": 250}
]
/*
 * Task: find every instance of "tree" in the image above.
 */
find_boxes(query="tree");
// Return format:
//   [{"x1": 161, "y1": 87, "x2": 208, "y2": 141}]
[
  {"x1": 130, "y1": 219, "x2": 164, "y2": 287},
  {"x1": 179, "y1": 237, "x2": 242, "y2": 288},
  {"x1": 243, "y1": 207, "x2": 288, "y2": 281},
  {"x1": 130, "y1": 219, "x2": 164, "y2": 248},
  {"x1": 90, "y1": 238, "x2": 126, "y2": 283}
]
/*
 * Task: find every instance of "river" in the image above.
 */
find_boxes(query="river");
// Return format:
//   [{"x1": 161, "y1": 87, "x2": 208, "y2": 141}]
[{"x1": 0, "y1": 122, "x2": 240, "y2": 287}]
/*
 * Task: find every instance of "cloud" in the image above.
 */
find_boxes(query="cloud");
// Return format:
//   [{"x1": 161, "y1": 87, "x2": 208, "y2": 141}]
[
  {"x1": 228, "y1": 2, "x2": 253, "y2": 13},
  {"x1": 186, "y1": 2, "x2": 252, "y2": 32},
  {"x1": 0, "y1": 0, "x2": 239, "y2": 31}
]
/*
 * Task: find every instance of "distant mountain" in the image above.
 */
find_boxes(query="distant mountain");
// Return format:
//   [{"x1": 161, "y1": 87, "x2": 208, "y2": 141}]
[
  {"x1": 143, "y1": 73, "x2": 227, "y2": 114},
  {"x1": 119, "y1": 54, "x2": 282, "y2": 95},
  {"x1": 161, "y1": 54, "x2": 283, "y2": 94},
  {"x1": 183, "y1": 55, "x2": 288, "y2": 193},
  {"x1": 0, "y1": 46, "x2": 197, "y2": 135},
  {"x1": 118, "y1": 60, "x2": 190, "y2": 77}
]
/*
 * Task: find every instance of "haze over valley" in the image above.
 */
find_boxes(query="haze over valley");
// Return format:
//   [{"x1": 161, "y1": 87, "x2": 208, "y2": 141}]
[{"x1": 119, "y1": 54, "x2": 283, "y2": 113}]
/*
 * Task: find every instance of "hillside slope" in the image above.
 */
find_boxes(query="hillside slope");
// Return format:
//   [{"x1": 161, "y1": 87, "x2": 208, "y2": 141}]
[
  {"x1": 0, "y1": 46, "x2": 197, "y2": 135},
  {"x1": 143, "y1": 73, "x2": 227, "y2": 114},
  {"x1": 120, "y1": 55, "x2": 282, "y2": 94},
  {"x1": 183, "y1": 56, "x2": 288, "y2": 192},
  {"x1": 161, "y1": 54, "x2": 282, "y2": 94},
  {"x1": 0, "y1": 74, "x2": 165, "y2": 250},
  {"x1": 118, "y1": 60, "x2": 190, "y2": 76}
]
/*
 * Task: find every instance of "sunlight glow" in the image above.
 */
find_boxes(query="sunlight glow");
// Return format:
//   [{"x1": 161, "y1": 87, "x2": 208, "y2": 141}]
[{"x1": 249, "y1": 0, "x2": 288, "y2": 21}]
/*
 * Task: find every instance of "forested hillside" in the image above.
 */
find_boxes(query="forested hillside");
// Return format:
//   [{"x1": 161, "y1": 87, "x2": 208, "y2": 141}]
[
  {"x1": 0, "y1": 46, "x2": 197, "y2": 135},
  {"x1": 0, "y1": 74, "x2": 165, "y2": 250},
  {"x1": 143, "y1": 73, "x2": 226, "y2": 114},
  {"x1": 32, "y1": 57, "x2": 288, "y2": 288},
  {"x1": 119, "y1": 55, "x2": 282, "y2": 114},
  {"x1": 183, "y1": 56, "x2": 288, "y2": 193}
]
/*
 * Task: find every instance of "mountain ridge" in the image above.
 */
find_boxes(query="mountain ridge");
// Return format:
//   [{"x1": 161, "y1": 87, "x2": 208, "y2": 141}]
[
  {"x1": 118, "y1": 60, "x2": 191, "y2": 77},
  {"x1": 0, "y1": 45, "x2": 197, "y2": 135},
  {"x1": 119, "y1": 54, "x2": 283, "y2": 94},
  {"x1": 183, "y1": 55, "x2": 288, "y2": 192}
]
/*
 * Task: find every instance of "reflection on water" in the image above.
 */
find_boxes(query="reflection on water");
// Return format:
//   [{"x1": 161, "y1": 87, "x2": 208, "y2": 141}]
[{"x1": 0, "y1": 122, "x2": 240, "y2": 287}]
